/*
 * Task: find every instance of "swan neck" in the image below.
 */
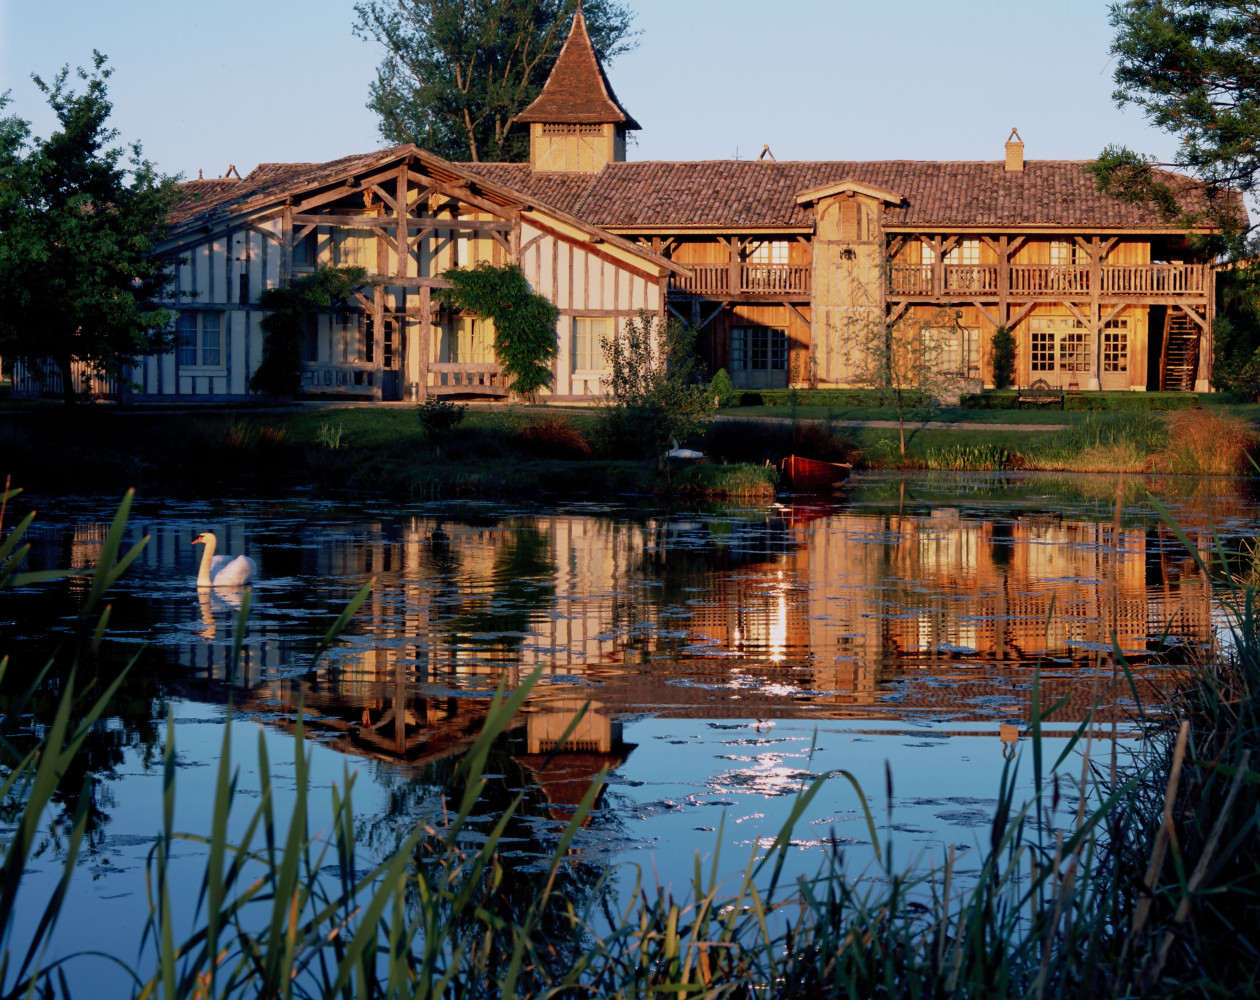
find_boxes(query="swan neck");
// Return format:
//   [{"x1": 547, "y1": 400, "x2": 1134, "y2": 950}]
[{"x1": 197, "y1": 535, "x2": 216, "y2": 587}]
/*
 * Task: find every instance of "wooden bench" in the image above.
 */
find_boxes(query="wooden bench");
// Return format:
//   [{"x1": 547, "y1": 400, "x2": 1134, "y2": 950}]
[{"x1": 1017, "y1": 379, "x2": 1064, "y2": 408}]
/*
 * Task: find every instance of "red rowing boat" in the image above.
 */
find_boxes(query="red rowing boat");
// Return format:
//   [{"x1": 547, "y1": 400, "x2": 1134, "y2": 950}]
[{"x1": 778, "y1": 455, "x2": 852, "y2": 491}]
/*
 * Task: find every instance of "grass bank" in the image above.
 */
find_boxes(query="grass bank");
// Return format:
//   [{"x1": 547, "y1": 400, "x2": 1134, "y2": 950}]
[
  {"x1": 2, "y1": 491, "x2": 1258, "y2": 997},
  {"x1": 0, "y1": 405, "x2": 776, "y2": 501}
]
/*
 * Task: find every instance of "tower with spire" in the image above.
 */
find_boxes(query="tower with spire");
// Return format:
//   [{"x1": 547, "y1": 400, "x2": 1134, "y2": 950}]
[{"x1": 515, "y1": 4, "x2": 640, "y2": 172}]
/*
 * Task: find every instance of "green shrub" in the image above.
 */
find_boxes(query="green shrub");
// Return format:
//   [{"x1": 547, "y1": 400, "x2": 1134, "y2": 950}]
[
  {"x1": 709, "y1": 368, "x2": 737, "y2": 408},
  {"x1": 991, "y1": 326, "x2": 1016, "y2": 389},
  {"x1": 417, "y1": 397, "x2": 467, "y2": 437},
  {"x1": 961, "y1": 391, "x2": 1202, "y2": 411},
  {"x1": 750, "y1": 387, "x2": 934, "y2": 408}
]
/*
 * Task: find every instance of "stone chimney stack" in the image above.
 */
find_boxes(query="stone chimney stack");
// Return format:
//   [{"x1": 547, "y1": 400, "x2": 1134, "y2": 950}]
[{"x1": 1005, "y1": 128, "x2": 1024, "y2": 172}]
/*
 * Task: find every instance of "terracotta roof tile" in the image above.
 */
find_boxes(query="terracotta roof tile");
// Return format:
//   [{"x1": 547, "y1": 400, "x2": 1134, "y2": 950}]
[
  {"x1": 496, "y1": 159, "x2": 1234, "y2": 231},
  {"x1": 167, "y1": 147, "x2": 412, "y2": 227},
  {"x1": 514, "y1": 7, "x2": 639, "y2": 128}
]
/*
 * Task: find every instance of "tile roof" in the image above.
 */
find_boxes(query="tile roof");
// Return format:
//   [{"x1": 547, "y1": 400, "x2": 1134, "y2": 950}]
[
  {"x1": 167, "y1": 147, "x2": 414, "y2": 227},
  {"x1": 465, "y1": 159, "x2": 1240, "y2": 231},
  {"x1": 514, "y1": 7, "x2": 640, "y2": 128}
]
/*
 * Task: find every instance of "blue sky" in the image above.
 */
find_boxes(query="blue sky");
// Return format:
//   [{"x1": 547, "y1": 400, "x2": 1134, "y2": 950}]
[{"x1": 0, "y1": 0, "x2": 1178, "y2": 180}]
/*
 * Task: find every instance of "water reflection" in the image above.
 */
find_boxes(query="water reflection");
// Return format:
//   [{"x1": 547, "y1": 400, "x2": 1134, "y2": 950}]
[{"x1": 8, "y1": 476, "x2": 1238, "y2": 869}]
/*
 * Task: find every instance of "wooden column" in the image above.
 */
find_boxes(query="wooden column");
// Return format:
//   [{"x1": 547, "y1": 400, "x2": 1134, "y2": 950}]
[
  {"x1": 1090, "y1": 236, "x2": 1102, "y2": 385},
  {"x1": 998, "y1": 235, "x2": 1009, "y2": 326},
  {"x1": 418, "y1": 284, "x2": 430, "y2": 402},
  {"x1": 932, "y1": 236, "x2": 943, "y2": 297},
  {"x1": 281, "y1": 205, "x2": 293, "y2": 284},
  {"x1": 727, "y1": 237, "x2": 741, "y2": 295}
]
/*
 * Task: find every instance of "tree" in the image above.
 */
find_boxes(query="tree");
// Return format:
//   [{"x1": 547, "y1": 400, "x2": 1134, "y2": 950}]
[
  {"x1": 250, "y1": 267, "x2": 369, "y2": 398},
  {"x1": 0, "y1": 53, "x2": 178, "y2": 403},
  {"x1": 855, "y1": 307, "x2": 963, "y2": 456},
  {"x1": 438, "y1": 261, "x2": 558, "y2": 396},
  {"x1": 1091, "y1": 1, "x2": 1260, "y2": 258},
  {"x1": 598, "y1": 311, "x2": 709, "y2": 458},
  {"x1": 991, "y1": 326, "x2": 1016, "y2": 389},
  {"x1": 353, "y1": 0, "x2": 636, "y2": 162}
]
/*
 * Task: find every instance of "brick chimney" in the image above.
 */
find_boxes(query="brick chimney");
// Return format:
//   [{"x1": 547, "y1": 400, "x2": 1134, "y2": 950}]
[{"x1": 1005, "y1": 128, "x2": 1024, "y2": 172}]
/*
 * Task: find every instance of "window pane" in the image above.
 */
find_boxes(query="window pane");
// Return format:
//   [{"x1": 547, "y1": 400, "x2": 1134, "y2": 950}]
[
  {"x1": 1031, "y1": 330, "x2": 1056, "y2": 371},
  {"x1": 731, "y1": 328, "x2": 747, "y2": 370},
  {"x1": 177, "y1": 313, "x2": 197, "y2": 366},
  {"x1": 201, "y1": 313, "x2": 221, "y2": 367}
]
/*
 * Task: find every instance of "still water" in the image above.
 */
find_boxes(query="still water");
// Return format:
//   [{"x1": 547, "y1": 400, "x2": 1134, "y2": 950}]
[{"x1": 5, "y1": 472, "x2": 1253, "y2": 983}]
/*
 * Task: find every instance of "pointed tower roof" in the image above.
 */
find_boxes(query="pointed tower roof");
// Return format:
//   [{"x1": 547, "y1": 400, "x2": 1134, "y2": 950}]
[{"x1": 515, "y1": 5, "x2": 640, "y2": 129}]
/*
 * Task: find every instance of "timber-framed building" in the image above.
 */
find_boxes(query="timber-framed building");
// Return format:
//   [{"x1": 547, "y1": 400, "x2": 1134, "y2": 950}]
[{"x1": 29, "y1": 7, "x2": 1236, "y2": 401}]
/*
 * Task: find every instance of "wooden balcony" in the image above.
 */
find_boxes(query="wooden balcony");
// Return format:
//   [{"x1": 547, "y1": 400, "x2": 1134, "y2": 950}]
[
  {"x1": 889, "y1": 262, "x2": 1208, "y2": 299},
  {"x1": 670, "y1": 263, "x2": 811, "y2": 297}
]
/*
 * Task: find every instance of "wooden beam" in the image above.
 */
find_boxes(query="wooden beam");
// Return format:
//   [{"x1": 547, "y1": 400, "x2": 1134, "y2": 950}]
[
  {"x1": 667, "y1": 303, "x2": 690, "y2": 323},
  {"x1": 370, "y1": 184, "x2": 400, "y2": 215},
  {"x1": 1008, "y1": 301, "x2": 1037, "y2": 327},
  {"x1": 294, "y1": 185, "x2": 357, "y2": 213},
  {"x1": 1006, "y1": 235, "x2": 1027, "y2": 257},
  {"x1": 489, "y1": 229, "x2": 512, "y2": 255},
  {"x1": 516, "y1": 232, "x2": 544, "y2": 262},
  {"x1": 292, "y1": 213, "x2": 511, "y2": 232},
  {"x1": 888, "y1": 302, "x2": 911, "y2": 325},
  {"x1": 783, "y1": 301, "x2": 811, "y2": 328},
  {"x1": 972, "y1": 301, "x2": 1001, "y2": 328},
  {"x1": 1101, "y1": 302, "x2": 1128, "y2": 327},
  {"x1": 379, "y1": 276, "x2": 452, "y2": 289},
  {"x1": 698, "y1": 302, "x2": 729, "y2": 331},
  {"x1": 1179, "y1": 304, "x2": 1210, "y2": 331},
  {"x1": 887, "y1": 235, "x2": 906, "y2": 258},
  {"x1": 1061, "y1": 300, "x2": 1091, "y2": 328}
]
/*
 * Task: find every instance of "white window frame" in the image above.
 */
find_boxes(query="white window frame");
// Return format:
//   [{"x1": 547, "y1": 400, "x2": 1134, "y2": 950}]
[
  {"x1": 572, "y1": 316, "x2": 612, "y2": 374},
  {"x1": 176, "y1": 311, "x2": 224, "y2": 370}
]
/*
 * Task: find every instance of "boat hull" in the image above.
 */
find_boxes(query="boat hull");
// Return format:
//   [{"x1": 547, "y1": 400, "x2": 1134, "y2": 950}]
[{"x1": 778, "y1": 455, "x2": 852, "y2": 491}]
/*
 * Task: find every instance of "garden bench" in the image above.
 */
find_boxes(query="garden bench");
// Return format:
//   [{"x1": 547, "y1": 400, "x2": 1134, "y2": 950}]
[{"x1": 1016, "y1": 379, "x2": 1064, "y2": 408}]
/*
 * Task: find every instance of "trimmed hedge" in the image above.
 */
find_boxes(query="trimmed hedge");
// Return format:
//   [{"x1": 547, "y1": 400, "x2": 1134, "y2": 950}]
[
  {"x1": 741, "y1": 388, "x2": 935, "y2": 408},
  {"x1": 960, "y1": 391, "x2": 1201, "y2": 411}
]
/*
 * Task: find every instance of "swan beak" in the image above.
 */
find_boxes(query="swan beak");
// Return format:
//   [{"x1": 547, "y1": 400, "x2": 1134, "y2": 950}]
[{"x1": 191, "y1": 535, "x2": 203, "y2": 546}]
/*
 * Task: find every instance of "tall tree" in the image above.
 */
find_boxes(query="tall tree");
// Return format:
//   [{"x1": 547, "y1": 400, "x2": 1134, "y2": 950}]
[
  {"x1": 353, "y1": 0, "x2": 636, "y2": 162},
  {"x1": 1091, "y1": 1, "x2": 1260, "y2": 257},
  {"x1": 0, "y1": 53, "x2": 177, "y2": 403}
]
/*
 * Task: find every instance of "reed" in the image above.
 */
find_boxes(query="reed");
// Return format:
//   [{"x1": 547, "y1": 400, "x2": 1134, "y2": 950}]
[
  {"x1": 1, "y1": 488, "x2": 1257, "y2": 997},
  {"x1": 1159, "y1": 407, "x2": 1259, "y2": 476}
]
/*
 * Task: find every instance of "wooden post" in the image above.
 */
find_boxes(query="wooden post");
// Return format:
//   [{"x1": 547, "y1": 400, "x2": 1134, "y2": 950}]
[
  {"x1": 932, "y1": 236, "x2": 943, "y2": 298},
  {"x1": 281, "y1": 204, "x2": 293, "y2": 284},
  {"x1": 1090, "y1": 236, "x2": 1102, "y2": 385},
  {"x1": 998, "y1": 235, "x2": 1009, "y2": 327},
  {"x1": 418, "y1": 284, "x2": 431, "y2": 402},
  {"x1": 727, "y1": 237, "x2": 741, "y2": 295}
]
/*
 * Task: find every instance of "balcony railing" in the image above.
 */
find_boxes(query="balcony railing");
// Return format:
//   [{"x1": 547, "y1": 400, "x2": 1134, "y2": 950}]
[
  {"x1": 890, "y1": 262, "x2": 1207, "y2": 297},
  {"x1": 427, "y1": 362, "x2": 509, "y2": 396},
  {"x1": 671, "y1": 263, "x2": 810, "y2": 296}
]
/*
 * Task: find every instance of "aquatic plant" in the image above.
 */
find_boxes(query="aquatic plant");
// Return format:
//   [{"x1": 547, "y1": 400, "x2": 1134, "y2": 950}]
[
  {"x1": 1160, "y1": 407, "x2": 1258, "y2": 476},
  {"x1": 315, "y1": 420, "x2": 345, "y2": 450},
  {"x1": 925, "y1": 443, "x2": 1016, "y2": 471}
]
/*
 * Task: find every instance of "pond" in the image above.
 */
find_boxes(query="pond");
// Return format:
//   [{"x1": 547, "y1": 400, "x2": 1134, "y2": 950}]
[{"x1": 4, "y1": 471, "x2": 1254, "y2": 989}]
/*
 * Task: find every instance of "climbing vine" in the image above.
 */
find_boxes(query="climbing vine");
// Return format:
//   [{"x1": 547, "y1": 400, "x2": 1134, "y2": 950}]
[
  {"x1": 439, "y1": 262, "x2": 558, "y2": 398},
  {"x1": 249, "y1": 267, "x2": 369, "y2": 397}
]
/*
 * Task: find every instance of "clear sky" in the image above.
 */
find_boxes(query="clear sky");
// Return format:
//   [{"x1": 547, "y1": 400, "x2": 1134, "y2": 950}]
[{"x1": 0, "y1": 0, "x2": 1179, "y2": 180}]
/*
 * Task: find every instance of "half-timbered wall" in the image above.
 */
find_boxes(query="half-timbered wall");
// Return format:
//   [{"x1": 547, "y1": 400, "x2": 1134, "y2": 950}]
[
  {"x1": 141, "y1": 159, "x2": 669, "y2": 402},
  {"x1": 516, "y1": 220, "x2": 662, "y2": 396}
]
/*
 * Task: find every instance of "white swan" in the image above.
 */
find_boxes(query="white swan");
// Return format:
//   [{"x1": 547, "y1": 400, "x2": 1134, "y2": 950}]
[
  {"x1": 192, "y1": 531, "x2": 257, "y2": 588},
  {"x1": 665, "y1": 436, "x2": 706, "y2": 461}
]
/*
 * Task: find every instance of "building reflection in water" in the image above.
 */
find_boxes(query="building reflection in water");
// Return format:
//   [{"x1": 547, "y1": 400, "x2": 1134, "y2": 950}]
[{"x1": 114, "y1": 500, "x2": 1217, "y2": 830}]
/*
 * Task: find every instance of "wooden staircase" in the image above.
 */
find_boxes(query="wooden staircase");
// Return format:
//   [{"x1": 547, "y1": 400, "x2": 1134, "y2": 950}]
[{"x1": 1159, "y1": 310, "x2": 1202, "y2": 392}]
